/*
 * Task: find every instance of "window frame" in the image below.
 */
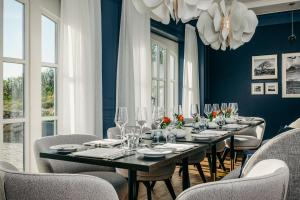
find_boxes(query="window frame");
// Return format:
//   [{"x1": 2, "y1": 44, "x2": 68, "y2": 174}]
[
  {"x1": 151, "y1": 33, "x2": 178, "y2": 115},
  {"x1": 0, "y1": 0, "x2": 29, "y2": 171},
  {"x1": 40, "y1": 10, "x2": 60, "y2": 136}
]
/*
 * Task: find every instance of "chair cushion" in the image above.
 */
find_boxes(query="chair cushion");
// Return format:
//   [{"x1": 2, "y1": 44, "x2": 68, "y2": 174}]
[
  {"x1": 78, "y1": 171, "x2": 128, "y2": 200},
  {"x1": 225, "y1": 135, "x2": 260, "y2": 150},
  {"x1": 116, "y1": 163, "x2": 176, "y2": 181},
  {"x1": 177, "y1": 151, "x2": 206, "y2": 164},
  {"x1": 206, "y1": 141, "x2": 225, "y2": 153}
]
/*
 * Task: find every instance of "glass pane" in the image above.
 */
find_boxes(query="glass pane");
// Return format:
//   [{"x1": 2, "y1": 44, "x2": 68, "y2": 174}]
[
  {"x1": 42, "y1": 15, "x2": 56, "y2": 63},
  {"x1": 159, "y1": 48, "x2": 166, "y2": 79},
  {"x1": 168, "y1": 82, "x2": 174, "y2": 110},
  {"x1": 1, "y1": 123, "x2": 24, "y2": 171},
  {"x1": 41, "y1": 67, "x2": 56, "y2": 116},
  {"x1": 169, "y1": 55, "x2": 175, "y2": 80},
  {"x1": 3, "y1": 63, "x2": 24, "y2": 119},
  {"x1": 151, "y1": 80, "x2": 157, "y2": 106},
  {"x1": 151, "y1": 44, "x2": 158, "y2": 78},
  {"x1": 3, "y1": 0, "x2": 25, "y2": 59},
  {"x1": 158, "y1": 81, "x2": 165, "y2": 109},
  {"x1": 42, "y1": 120, "x2": 56, "y2": 137}
]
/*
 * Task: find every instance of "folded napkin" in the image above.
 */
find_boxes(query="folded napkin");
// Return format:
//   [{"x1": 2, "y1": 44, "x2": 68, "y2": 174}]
[
  {"x1": 191, "y1": 130, "x2": 229, "y2": 139},
  {"x1": 83, "y1": 139, "x2": 122, "y2": 148},
  {"x1": 222, "y1": 124, "x2": 248, "y2": 129},
  {"x1": 72, "y1": 148, "x2": 125, "y2": 160},
  {"x1": 154, "y1": 143, "x2": 195, "y2": 152}
]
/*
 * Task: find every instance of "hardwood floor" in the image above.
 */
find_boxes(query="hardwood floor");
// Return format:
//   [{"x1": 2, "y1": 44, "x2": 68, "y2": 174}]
[{"x1": 136, "y1": 156, "x2": 242, "y2": 200}]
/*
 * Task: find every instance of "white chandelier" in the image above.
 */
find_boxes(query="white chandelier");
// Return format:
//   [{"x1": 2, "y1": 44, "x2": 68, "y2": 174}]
[{"x1": 132, "y1": 0, "x2": 258, "y2": 51}]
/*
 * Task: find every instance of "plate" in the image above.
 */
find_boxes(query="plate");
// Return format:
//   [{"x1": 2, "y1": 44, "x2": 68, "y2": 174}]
[
  {"x1": 137, "y1": 148, "x2": 173, "y2": 158},
  {"x1": 50, "y1": 144, "x2": 83, "y2": 152}
]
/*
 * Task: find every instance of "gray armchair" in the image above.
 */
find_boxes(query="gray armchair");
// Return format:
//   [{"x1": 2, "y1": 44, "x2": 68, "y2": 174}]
[
  {"x1": 34, "y1": 134, "x2": 128, "y2": 200},
  {"x1": 177, "y1": 159, "x2": 289, "y2": 200},
  {"x1": 0, "y1": 161, "x2": 119, "y2": 200},
  {"x1": 223, "y1": 128, "x2": 300, "y2": 200}
]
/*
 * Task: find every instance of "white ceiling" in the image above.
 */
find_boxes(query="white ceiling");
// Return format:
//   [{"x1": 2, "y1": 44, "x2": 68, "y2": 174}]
[{"x1": 240, "y1": 0, "x2": 300, "y2": 15}]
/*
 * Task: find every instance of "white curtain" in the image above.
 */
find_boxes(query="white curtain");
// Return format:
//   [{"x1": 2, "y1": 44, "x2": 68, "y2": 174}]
[
  {"x1": 182, "y1": 24, "x2": 200, "y2": 117},
  {"x1": 116, "y1": 0, "x2": 152, "y2": 126},
  {"x1": 58, "y1": 0, "x2": 102, "y2": 137}
]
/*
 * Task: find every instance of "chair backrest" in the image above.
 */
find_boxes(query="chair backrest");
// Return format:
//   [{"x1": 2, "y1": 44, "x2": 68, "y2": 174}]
[
  {"x1": 241, "y1": 128, "x2": 300, "y2": 200},
  {"x1": 289, "y1": 117, "x2": 300, "y2": 128},
  {"x1": 34, "y1": 134, "x2": 112, "y2": 173},
  {"x1": 177, "y1": 159, "x2": 289, "y2": 200},
  {"x1": 0, "y1": 161, "x2": 118, "y2": 200},
  {"x1": 237, "y1": 117, "x2": 266, "y2": 141},
  {"x1": 107, "y1": 126, "x2": 151, "y2": 139}
]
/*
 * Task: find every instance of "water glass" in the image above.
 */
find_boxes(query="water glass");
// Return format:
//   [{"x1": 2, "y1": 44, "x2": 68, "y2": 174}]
[
  {"x1": 114, "y1": 107, "x2": 128, "y2": 147},
  {"x1": 152, "y1": 107, "x2": 164, "y2": 129},
  {"x1": 136, "y1": 107, "x2": 148, "y2": 134},
  {"x1": 190, "y1": 104, "x2": 200, "y2": 122},
  {"x1": 166, "y1": 133, "x2": 176, "y2": 143},
  {"x1": 124, "y1": 127, "x2": 140, "y2": 151},
  {"x1": 199, "y1": 117, "x2": 207, "y2": 131}
]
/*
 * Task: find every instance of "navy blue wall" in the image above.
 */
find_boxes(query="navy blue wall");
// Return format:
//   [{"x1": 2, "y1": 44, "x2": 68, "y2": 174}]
[
  {"x1": 101, "y1": 0, "x2": 122, "y2": 137},
  {"x1": 207, "y1": 11, "x2": 300, "y2": 139}
]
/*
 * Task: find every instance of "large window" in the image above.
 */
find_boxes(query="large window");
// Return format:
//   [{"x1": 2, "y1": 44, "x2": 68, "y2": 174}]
[
  {"x1": 1, "y1": 0, "x2": 26, "y2": 171},
  {"x1": 151, "y1": 34, "x2": 178, "y2": 115},
  {"x1": 41, "y1": 15, "x2": 58, "y2": 137}
]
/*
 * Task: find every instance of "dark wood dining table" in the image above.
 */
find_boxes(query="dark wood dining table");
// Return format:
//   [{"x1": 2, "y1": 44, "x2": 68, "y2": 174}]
[
  {"x1": 40, "y1": 142, "x2": 208, "y2": 200},
  {"x1": 178, "y1": 119, "x2": 265, "y2": 181}
]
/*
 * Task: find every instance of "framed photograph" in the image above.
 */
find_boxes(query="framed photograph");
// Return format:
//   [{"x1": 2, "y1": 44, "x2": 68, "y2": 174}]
[
  {"x1": 265, "y1": 82, "x2": 278, "y2": 95},
  {"x1": 251, "y1": 83, "x2": 264, "y2": 95},
  {"x1": 252, "y1": 55, "x2": 278, "y2": 80},
  {"x1": 282, "y1": 53, "x2": 300, "y2": 98}
]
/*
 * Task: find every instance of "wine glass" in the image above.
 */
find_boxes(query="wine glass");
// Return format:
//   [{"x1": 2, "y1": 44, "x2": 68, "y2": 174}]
[
  {"x1": 221, "y1": 103, "x2": 228, "y2": 115},
  {"x1": 114, "y1": 107, "x2": 128, "y2": 146},
  {"x1": 204, "y1": 104, "x2": 212, "y2": 118},
  {"x1": 173, "y1": 105, "x2": 183, "y2": 121},
  {"x1": 152, "y1": 106, "x2": 164, "y2": 129},
  {"x1": 212, "y1": 104, "x2": 220, "y2": 113},
  {"x1": 136, "y1": 107, "x2": 148, "y2": 134},
  {"x1": 233, "y1": 103, "x2": 238, "y2": 114},
  {"x1": 190, "y1": 104, "x2": 199, "y2": 123}
]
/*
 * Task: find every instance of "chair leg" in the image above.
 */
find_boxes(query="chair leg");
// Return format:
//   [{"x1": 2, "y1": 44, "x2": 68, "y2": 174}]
[
  {"x1": 207, "y1": 154, "x2": 213, "y2": 177},
  {"x1": 217, "y1": 152, "x2": 227, "y2": 172},
  {"x1": 234, "y1": 151, "x2": 238, "y2": 163},
  {"x1": 195, "y1": 163, "x2": 206, "y2": 183},
  {"x1": 221, "y1": 147, "x2": 230, "y2": 162},
  {"x1": 143, "y1": 181, "x2": 152, "y2": 200},
  {"x1": 150, "y1": 181, "x2": 156, "y2": 191},
  {"x1": 178, "y1": 166, "x2": 183, "y2": 176},
  {"x1": 164, "y1": 179, "x2": 176, "y2": 200}
]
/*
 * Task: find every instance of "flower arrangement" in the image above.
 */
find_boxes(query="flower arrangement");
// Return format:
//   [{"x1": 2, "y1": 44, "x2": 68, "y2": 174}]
[
  {"x1": 160, "y1": 117, "x2": 171, "y2": 129},
  {"x1": 174, "y1": 114, "x2": 185, "y2": 129},
  {"x1": 209, "y1": 111, "x2": 218, "y2": 122}
]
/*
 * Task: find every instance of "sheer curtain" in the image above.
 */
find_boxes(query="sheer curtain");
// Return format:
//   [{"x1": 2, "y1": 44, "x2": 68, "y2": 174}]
[
  {"x1": 58, "y1": 0, "x2": 102, "y2": 137},
  {"x1": 116, "y1": 0, "x2": 152, "y2": 126},
  {"x1": 182, "y1": 24, "x2": 200, "y2": 117}
]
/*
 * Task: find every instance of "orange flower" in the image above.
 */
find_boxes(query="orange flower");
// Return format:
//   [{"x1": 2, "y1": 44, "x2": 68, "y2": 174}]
[
  {"x1": 177, "y1": 114, "x2": 184, "y2": 122},
  {"x1": 163, "y1": 117, "x2": 171, "y2": 124},
  {"x1": 212, "y1": 111, "x2": 217, "y2": 118}
]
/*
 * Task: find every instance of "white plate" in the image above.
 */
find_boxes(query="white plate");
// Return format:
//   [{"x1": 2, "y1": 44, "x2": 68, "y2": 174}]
[
  {"x1": 50, "y1": 144, "x2": 83, "y2": 151},
  {"x1": 137, "y1": 148, "x2": 173, "y2": 158}
]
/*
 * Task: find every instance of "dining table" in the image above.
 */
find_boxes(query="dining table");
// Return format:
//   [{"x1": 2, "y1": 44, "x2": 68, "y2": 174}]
[
  {"x1": 40, "y1": 141, "x2": 208, "y2": 200},
  {"x1": 178, "y1": 118, "x2": 265, "y2": 181}
]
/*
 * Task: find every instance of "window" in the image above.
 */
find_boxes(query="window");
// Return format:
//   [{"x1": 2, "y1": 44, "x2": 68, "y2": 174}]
[
  {"x1": 1, "y1": 0, "x2": 26, "y2": 171},
  {"x1": 151, "y1": 34, "x2": 178, "y2": 116},
  {"x1": 41, "y1": 15, "x2": 58, "y2": 137}
]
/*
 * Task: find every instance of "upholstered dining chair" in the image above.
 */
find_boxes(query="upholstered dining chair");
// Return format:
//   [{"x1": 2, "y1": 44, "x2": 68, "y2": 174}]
[
  {"x1": 34, "y1": 134, "x2": 128, "y2": 200},
  {"x1": 107, "y1": 126, "x2": 176, "y2": 200},
  {"x1": 223, "y1": 128, "x2": 300, "y2": 200},
  {"x1": 177, "y1": 159, "x2": 289, "y2": 200},
  {"x1": 223, "y1": 117, "x2": 266, "y2": 164},
  {"x1": 0, "y1": 161, "x2": 119, "y2": 200},
  {"x1": 289, "y1": 117, "x2": 300, "y2": 128}
]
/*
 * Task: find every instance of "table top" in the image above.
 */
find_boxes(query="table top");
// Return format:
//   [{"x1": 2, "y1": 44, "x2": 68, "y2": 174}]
[
  {"x1": 40, "y1": 143, "x2": 208, "y2": 172},
  {"x1": 177, "y1": 119, "x2": 264, "y2": 145}
]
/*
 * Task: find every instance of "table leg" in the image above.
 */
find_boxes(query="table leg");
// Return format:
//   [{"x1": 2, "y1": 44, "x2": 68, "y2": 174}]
[
  {"x1": 230, "y1": 135, "x2": 235, "y2": 171},
  {"x1": 211, "y1": 144, "x2": 217, "y2": 181},
  {"x1": 128, "y1": 169, "x2": 137, "y2": 200},
  {"x1": 182, "y1": 157, "x2": 190, "y2": 190}
]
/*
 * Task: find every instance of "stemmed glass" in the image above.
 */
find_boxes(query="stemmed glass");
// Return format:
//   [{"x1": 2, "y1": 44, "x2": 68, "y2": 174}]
[
  {"x1": 190, "y1": 104, "x2": 199, "y2": 128},
  {"x1": 212, "y1": 104, "x2": 220, "y2": 114},
  {"x1": 114, "y1": 107, "x2": 128, "y2": 147},
  {"x1": 221, "y1": 103, "x2": 228, "y2": 116},
  {"x1": 204, "y1": 104, "x2": 212, "y2": 118},
  {"x1": 232, "y1": 103, "x2": 239, "y2": 117},
  {"x1": 173, "y1": 105, "x2": 183, "y2": 122},
  {"x1": 152, "y1": 106, "x2": 164, "y2": 129},
  {"x1": 136, "y1": 107, "x2": 148, "y2": 135}
]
